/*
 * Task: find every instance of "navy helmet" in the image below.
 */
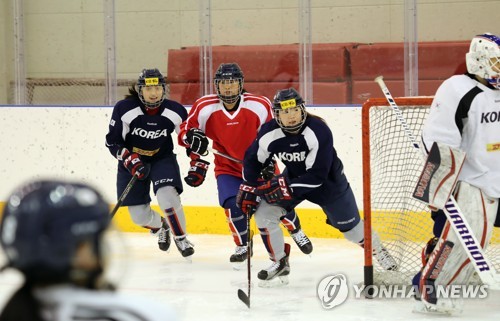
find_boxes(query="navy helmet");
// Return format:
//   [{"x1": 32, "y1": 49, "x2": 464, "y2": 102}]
[
  {"x1": 0, "y1": 180, "x2": 111, "y2": 283},
  {"x1": 137, "y1": 68, "x2": 167, "y2": 108},
  {"x1": 214, "y1": 63, "x2": 244, "y2": 104},
  {"x1": 272, "y1": 88, "x2": 307, "y2": 133}
]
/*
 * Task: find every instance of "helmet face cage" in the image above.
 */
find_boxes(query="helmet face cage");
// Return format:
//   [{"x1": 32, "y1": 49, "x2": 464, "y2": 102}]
[
  {"x1": 465, "y1": 33, "x2": 500, "y2": 89},
  {"x1": 0, "y1": 180, "x2": 110, "y2": 282},
  {"x1": 214, "y1": 63, "x2": 244, "y2": 104},
  {"x1": 137, "y1": 68, "x2": 167, "y2": 108},
  {"x1": 272, "y1": 88, "x2": 307, "y2": 133}
]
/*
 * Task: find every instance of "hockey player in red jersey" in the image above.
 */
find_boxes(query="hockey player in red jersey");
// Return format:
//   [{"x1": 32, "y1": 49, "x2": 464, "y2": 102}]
[{"x1": 178, "y1": 63, "x2": 313, "y2": 268}]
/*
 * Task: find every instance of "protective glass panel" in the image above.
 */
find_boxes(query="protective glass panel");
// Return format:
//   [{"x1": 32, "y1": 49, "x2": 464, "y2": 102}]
[{"x1": 1, "y1": 1, "x2": 495, "y2": 105}]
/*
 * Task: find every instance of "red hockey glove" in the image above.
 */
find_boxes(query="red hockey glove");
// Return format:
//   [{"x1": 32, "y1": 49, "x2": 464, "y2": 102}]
[
  {"x1": 120, "y1": 149, "x2": 150, "y2": 180},
  {"x1": 257, "y1": 175, "x2": 293, "y2": 204},
  {"x1": 236, "y1": 183, "x2": 261, "y2": 216},
  {"x1": 185, "y1": 128, "x2": 209, "y2": 156},
  {"x1": 184, "y1": 159, "x2": 210, "y2": 187}
]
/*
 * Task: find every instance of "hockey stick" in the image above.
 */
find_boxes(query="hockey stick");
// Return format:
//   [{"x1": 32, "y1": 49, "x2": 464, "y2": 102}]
[
  {"x1": 208, "y1": 147, "x2": 243, "y2": 164},
  {"x1": 237, "y1": 206, "x2": 256, "y2": 308},
  {"x1": 110, "y1": 174, "x2": 138, "y2": 218},
  {"x1": 374, "y1": 76, "x2": 500, "y2": 289}
]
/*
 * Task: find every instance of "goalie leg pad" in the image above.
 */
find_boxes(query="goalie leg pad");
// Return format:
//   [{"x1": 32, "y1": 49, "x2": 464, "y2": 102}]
[
  {"x1": 419, "y1": 182, "x2": 497, "y2": 309},
  {"x1": 421, "y1": 237, "x2": 439, "y2": 266},
  {"x1": 495, "y1": 202, "x2": 500, "y2": 227},
  {"x1": 413, "y1": 142, "x2": 466, "y2": 210},
  {"x1": 413, "y1": 298, "x2": 463, "y2": 315}
]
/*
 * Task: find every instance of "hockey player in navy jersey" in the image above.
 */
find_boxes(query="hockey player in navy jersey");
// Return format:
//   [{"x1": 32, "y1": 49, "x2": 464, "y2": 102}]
[
  {"x1": 105, "y1": 68, "x2": 194, "y2": 260},
  {"x1": 237, "y1": 88, "x2": 397, "y2": 285},
  {"x1": 412, "y1": 33, "x2": 500, "y2": 315},
  {"x1": 0, "y1": 179, "x2": 177, "y2": 321}
]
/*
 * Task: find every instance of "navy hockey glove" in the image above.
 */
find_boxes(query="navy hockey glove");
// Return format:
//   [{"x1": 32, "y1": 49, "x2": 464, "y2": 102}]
[
  {"x1": 184, "y1": 159, "x2": 210, "y2": 187},
  {"x1": 259, "y1": 158, "x2": 277, "y2": 181},
  {"x1": 185, "y1": 128, "x2": 209, "y2": 156},
  {"x1": 119, "y1": 149, "x2": 150, "y2": 180},
  {"x1": 257, "y1": 175, "x2": 293, "y2": 204},
  {"x1": 236, "y1": 183, "x2": 261, "y2": 216}
]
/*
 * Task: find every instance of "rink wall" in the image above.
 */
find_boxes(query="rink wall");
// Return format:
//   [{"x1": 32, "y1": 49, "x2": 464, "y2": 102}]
[{"x1": 0, "y1": 104, "x2": 362, "y2": 238}]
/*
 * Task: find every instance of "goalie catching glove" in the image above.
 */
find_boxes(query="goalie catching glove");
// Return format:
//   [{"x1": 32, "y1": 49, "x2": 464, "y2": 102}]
[
  {"x1": 184, "y1": 159, "x2": 210, "y2": 187},
  {"x1": 118, "y1": 148, "x2": 150, "y2": 180},
  {"x1": 236, "y1": 183, "x2": 261, "y2": 216},
  {"x1": 257, "y1": 175, "x2": 294, "y2": 205},
  {"x1": 185, "y1": 128, "x2": 209, "y2": 156}
]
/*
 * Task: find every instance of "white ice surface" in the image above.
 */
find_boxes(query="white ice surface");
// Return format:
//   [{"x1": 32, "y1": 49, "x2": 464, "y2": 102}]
[{"x1": 1, "y1": 233, "x2": 499, "y2": 320}]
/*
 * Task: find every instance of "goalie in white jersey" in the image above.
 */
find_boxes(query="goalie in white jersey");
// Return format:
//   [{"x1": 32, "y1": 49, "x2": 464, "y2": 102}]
[
  {"x1": 0, "y1": 180, "x2": 177, "y2": 321},
  {"x1": 412, "y1": 33, "x2": 500, "y2": 314}
]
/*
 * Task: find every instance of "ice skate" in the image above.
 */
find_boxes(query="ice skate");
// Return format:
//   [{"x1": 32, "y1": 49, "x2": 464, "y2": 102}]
[
  {"x1": 413, "y1": 298, "x2": 463, "y2": 315},
  {"x1": 372, "y1": 234, "x2": 398, "y2": 271},
  {"x1": 373, "y1": 246, "x2": 398, "y2": 271},
  {"x1": 174, "y1": 235, "x2": 195, "y2": 261},
  {"x1": 289, "y1": 228, "x2": 313, "y2": 255},
  {"x1": 258, "y1": 243, "x2": 290, "y2": 287},
  {"x1": 157, "y1": 219, "x2": 171, "y2": 252},
  {"x1": 230, "y1": 241, "x2": 253, "y2": 270}
]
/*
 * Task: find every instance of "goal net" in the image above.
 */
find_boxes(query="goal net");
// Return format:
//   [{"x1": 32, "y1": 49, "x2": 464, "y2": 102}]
[
  {"x1": 8, "y1": 78, "x2": 170, "y2": 105},
  {"x1": 362, "y1": 97, "x2": 500, "y2": 286}
]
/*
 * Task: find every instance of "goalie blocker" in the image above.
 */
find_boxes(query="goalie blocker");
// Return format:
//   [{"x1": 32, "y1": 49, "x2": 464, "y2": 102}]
[{"x1": 413, "y1": 142, "x2": 466, "y2": 210}]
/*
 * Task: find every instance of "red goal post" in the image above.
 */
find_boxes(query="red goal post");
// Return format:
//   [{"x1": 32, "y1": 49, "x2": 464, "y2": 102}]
[{"x1": 362, "y1": 97, "x2": 500, "y2": 287}]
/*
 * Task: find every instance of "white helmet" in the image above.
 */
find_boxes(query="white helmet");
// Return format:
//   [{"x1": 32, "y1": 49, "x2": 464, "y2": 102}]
[{"x1": 465, "y1": 33, "x2": 500, "y2": 89}]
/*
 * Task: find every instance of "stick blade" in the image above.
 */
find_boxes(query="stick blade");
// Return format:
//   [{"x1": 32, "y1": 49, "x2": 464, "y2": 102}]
[{"x1": 237, "y1": 289, "x2": 250, "y2": 308}]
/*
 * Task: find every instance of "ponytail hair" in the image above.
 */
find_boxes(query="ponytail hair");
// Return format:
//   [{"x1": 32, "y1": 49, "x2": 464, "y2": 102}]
[{"x1": 306, "y1": 112, "x2": 328, "y2": 125}]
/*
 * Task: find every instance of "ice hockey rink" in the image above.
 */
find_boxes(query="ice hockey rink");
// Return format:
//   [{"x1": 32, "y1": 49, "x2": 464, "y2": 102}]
[{"x1": 1, "y1": 232, "x2": 499, "y2": 321}]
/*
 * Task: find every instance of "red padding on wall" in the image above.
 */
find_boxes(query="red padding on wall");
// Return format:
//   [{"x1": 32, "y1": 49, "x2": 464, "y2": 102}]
[
  {"x1": 167, "y1": 44, "x2": 350, "y2": 83},
  {"x1": 349, "y1": 41, "x2": 469, "y2": 80},
  {"x1": 351, "y1": 79, "x2": 443, "y2": 105},
  {"x1": 170, "y1": 81, "x2": 349, "y2": 105}
]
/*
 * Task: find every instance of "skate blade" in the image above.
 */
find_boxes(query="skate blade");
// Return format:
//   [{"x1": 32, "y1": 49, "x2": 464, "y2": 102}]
[
  {"x1": 231, "y1": 261, "x2": 252, "y2": 271},
  {"x1": 232, "y1": 262, "x2": 245, "y2": 270},
  {"x1": 182, "y1": 255, "x2": 193, "y2": 263},
  {"x1": 412, "y1": 301, "x2": 456, "y2": 315},
  {"x1": 258, "y1": 275, "x2": 289, "y2": 288}
]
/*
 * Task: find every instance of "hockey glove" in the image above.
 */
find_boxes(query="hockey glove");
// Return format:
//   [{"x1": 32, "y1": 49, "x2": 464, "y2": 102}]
[
  {"x1": 185, "y1": 128, "x2": 209, "y2": 156},
  {"x1": 236, "y1": 183, "x2": 261, "y2": 216},
  {"x1": 257, "y1": 175, "x2": 293, "y2": 204},
  {"x1": 119, "y1": 149, "x2": 150, "y2": 180},
  {"x1": 259, "y1": 158, "x2": 277, "y2": 181},
  {"x1": 184, "y1": 159, "x2": 210, "y2": 187}
]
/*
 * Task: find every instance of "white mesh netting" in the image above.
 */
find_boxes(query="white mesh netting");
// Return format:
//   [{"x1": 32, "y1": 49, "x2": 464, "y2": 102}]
[{"x1": 363, "y1": 98, "x2": 500, "y2": 285}]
